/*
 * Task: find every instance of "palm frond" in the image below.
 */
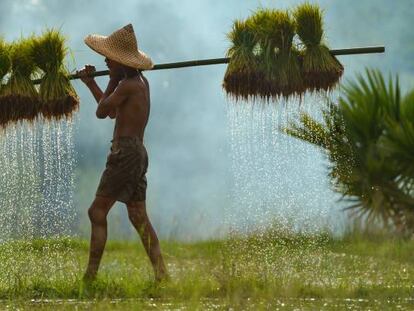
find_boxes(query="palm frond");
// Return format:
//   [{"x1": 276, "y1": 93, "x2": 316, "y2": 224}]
[{"x1": 283, "y1": 68, "x2": 414, "y2": 234}]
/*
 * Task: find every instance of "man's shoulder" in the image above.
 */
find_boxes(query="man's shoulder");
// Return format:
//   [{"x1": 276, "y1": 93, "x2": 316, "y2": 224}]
[{"x1": 119, "y1": 77, "x2": 146, "y2": 94}]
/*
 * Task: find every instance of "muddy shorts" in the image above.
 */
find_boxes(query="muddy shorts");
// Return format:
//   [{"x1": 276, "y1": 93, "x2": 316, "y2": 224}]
[{"x1": 96, "y1": 136, "x2": 148, "y2": 203}]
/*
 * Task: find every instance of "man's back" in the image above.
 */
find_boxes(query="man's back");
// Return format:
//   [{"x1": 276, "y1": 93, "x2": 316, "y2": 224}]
[{"x1": 113, "y1": 74, "x2": 150, "y2": 141}]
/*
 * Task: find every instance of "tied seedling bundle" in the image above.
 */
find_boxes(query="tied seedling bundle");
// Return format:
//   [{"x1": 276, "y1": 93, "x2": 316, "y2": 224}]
[
  {"x1": 248, "y1": 9, "x2": 303, "y2": 100},
  {"x1": 33, "y1": 29, "x2": 79, "y2": 120},
  {"x1": 1, "y1": 37, "x2": 40, "y2": 125},
  {"x1": 223, "y1": 19, "x2": 262, "y2": 101},
  {"x1": 223, "y1": 2, "x2": 345, "y2": 102},
  {"x1": 0, "y1": 38, "x2": 11, "y2": 127},
  {"x1": 294, "y1": 2, "x2": 343, "y2": 91}
]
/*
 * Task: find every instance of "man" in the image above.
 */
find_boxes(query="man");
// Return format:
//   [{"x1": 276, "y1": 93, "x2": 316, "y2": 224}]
[{"x1": 77, "y1": 24, "x2": 168, "y2": 282}]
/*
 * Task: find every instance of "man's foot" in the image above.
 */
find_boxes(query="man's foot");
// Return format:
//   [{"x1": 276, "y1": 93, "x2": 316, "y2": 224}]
[
  {"x1": 82, "y1": 271, "x2": 97, "y2": 283},
  {"x1": 78, "y1": 272, "x2": 97, "y2": 298},
  {"x1": 155, "y1": 269, "x2": 170, "y2": 283}
]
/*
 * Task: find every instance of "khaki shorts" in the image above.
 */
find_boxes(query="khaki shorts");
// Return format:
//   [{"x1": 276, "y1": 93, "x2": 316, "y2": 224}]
[{"x1": 96, "y1": 136, "x2": 148, "y2": 203}]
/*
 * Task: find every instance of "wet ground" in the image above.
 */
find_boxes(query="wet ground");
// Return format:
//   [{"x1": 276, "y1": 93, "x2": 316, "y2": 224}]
[{"x1": 3, "y1": 298, "x2": 414, "y2": 310}]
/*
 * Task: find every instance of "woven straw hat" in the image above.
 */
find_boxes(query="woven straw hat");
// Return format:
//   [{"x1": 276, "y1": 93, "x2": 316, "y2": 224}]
[{"x1": 84, "y1": 24, "x2": 153, "y2": 70}]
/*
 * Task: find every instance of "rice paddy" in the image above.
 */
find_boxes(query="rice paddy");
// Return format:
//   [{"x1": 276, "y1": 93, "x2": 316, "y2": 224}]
[
  {"x1": 0, "y1": 231, "x2": 414, "y2": 310},
  {"x1": 1, "y1": 85, "x2": 407, "y2": 310}
]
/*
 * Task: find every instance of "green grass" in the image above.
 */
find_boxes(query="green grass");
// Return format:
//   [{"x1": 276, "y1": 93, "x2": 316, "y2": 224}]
[{"x1": 1, "y1": 230, "x2": 414, "y2": 310}]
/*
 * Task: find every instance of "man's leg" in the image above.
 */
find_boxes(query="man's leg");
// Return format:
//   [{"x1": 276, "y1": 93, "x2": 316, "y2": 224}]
[
  {"x1": 126, "y1": 200, "x2": 168, "y2": 281},
  {"x1": 83, "y1": 196, "x2": 116, "y2": 281}
]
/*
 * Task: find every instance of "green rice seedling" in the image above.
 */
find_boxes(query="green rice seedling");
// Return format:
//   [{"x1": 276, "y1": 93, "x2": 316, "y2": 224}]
[
  {"x1": 245, "y1": 9, "x2": 275, "y2": 101},
  {"x1": 0, "y1": 38, "x2": 10, "y2": 81},
  {"x1": 33, "y1": 28, "x2": 79, "y2": 120},
  {"x1": 0, "y1": 37, "x2": 11, "y2": 127},
  {"x1": 248, "y1": 9, "x2": 304, "y2": 100},
  {"x1": 223, "y1": 19, "x2": 263, "y2": 102},
  {"x1": 1, "y1": 37, "x2": 40, "y2": 125},
  {"x1": 269, "y1": 10, "x2": 304, "y2": 98},
  {"x1": 294, "y1": 2, "x2": 343, "y2": 92}
]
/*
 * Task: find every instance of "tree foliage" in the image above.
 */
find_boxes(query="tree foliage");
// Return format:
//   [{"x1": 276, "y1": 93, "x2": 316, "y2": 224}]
[{"x1": 285, "y1": 69, "x2": 414, "y2": 234}]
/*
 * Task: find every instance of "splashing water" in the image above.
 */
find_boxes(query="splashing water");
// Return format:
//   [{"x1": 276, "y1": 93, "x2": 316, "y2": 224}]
[
  {"x1": 0, "y1": 116, "x2": 80, "y2": 290},
  {"x1": 224, "y1": 93, "x2": 347, "y2": 238},
  {"x1": 223, "y1": 94, "x2": 350, "y2": 283},
  {"x1": 0, "y1": 116, "x2": 79, "y2": 242}
]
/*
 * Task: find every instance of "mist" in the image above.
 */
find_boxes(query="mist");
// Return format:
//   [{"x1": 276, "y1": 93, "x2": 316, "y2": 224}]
[{"x1": 0, "y1": 0, "x2": 412, "y2": 241}]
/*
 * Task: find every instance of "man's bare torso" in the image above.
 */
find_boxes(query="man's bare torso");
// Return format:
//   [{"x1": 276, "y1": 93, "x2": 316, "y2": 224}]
[{"x1": 112, "y1": 74, "x2": 150, "y2": 141}]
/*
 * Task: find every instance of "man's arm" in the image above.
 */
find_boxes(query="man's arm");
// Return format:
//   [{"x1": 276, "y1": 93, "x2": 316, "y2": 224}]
[
  {"x1": 96, "y1": 80, "x2": 129, "y2": 119},
  {"x1": 77, "y1": 65, "x2": 117, "y2": 119},
  {"x1": 86, "y1": 79, "x2": 118, "y2": 119}
]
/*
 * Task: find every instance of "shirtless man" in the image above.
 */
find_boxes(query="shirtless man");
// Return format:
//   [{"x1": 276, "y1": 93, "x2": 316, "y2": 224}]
[{"x1": 77, "y1": 24, "x2": 168, "y2": 282}]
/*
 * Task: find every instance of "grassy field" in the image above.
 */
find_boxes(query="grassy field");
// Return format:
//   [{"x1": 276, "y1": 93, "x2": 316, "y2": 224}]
[{"x1": 1, "y1": 229, "x2": 414, "y2": 310}]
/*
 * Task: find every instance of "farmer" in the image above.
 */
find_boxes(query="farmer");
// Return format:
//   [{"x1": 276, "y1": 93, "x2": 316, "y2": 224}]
[{"x1": 77, "y1": 24, "x2": 168, "y2": 282}]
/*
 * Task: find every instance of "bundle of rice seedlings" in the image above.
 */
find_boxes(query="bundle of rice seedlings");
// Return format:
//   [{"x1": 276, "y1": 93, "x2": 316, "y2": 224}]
[
  {"x1": 223, "y1": 19, "x2": 263, "y2": 102},
  {"x1": 0, "y1": 37, "x2": 11, "y2": 127},
  {"x1": 294, "y1": 2, "x2": 344, "y2": 92},
  {"x1": 245, "y1": 9, "x2": 275, "y2": 101},
  {"x1": 269, "y1": 10, "x2": 304, "y2": 98},
  {"x1": 1, "y1": 37, "x2": 40, "y2": 125},
  {"x1": 33, "y1": 28, "x2": 79, "y2": 120},
  {"x1": 248, "y1": 9, "x2": 304, "y2": 100},
  {"x1": 0, "y1": 38, "x2": 10, "y2": 82}
]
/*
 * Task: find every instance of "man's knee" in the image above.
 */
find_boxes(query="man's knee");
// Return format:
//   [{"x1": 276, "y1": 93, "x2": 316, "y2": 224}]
[
  {"x1": 88, "y1": 197, "x2": 114, "y2": 225},
  {"x1": 88, "y1": 205, "x2": 107, "y2": 225}
]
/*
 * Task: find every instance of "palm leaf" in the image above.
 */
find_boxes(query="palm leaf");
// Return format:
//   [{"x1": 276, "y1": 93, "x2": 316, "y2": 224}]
[{"x1": 283, "y1": 68, "x2": 414, "y2": 233}]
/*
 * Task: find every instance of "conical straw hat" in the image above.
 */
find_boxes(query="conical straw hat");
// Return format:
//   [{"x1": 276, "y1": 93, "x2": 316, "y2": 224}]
[{"x1": 84, "y1": 24, "x2": 153, "y2": 70}]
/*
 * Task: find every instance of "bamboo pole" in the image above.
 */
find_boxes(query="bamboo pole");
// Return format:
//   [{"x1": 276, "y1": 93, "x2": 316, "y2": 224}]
[{"x1": 32, "y1": 46, "x2": 385, "y2": 85}]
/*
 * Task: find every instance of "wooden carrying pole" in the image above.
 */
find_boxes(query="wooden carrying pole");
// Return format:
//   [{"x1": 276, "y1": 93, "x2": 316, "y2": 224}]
[{"x1": 32, "y1": 46, "x2": 385, "y2": 85}]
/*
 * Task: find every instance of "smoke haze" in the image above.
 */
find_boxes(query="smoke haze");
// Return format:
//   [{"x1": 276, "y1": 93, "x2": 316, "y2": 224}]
[{"x1": 0, "y1": 0, "x2": 412, "y2": 240}]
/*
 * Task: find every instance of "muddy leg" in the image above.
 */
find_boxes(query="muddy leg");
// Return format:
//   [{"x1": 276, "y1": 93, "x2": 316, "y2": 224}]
[
  {"x1": 127, "y1": 201, "x2": 168, "y2": 282},
  {"x1": 83, "y1": 196, "x2": 116, "y2": 281}
]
